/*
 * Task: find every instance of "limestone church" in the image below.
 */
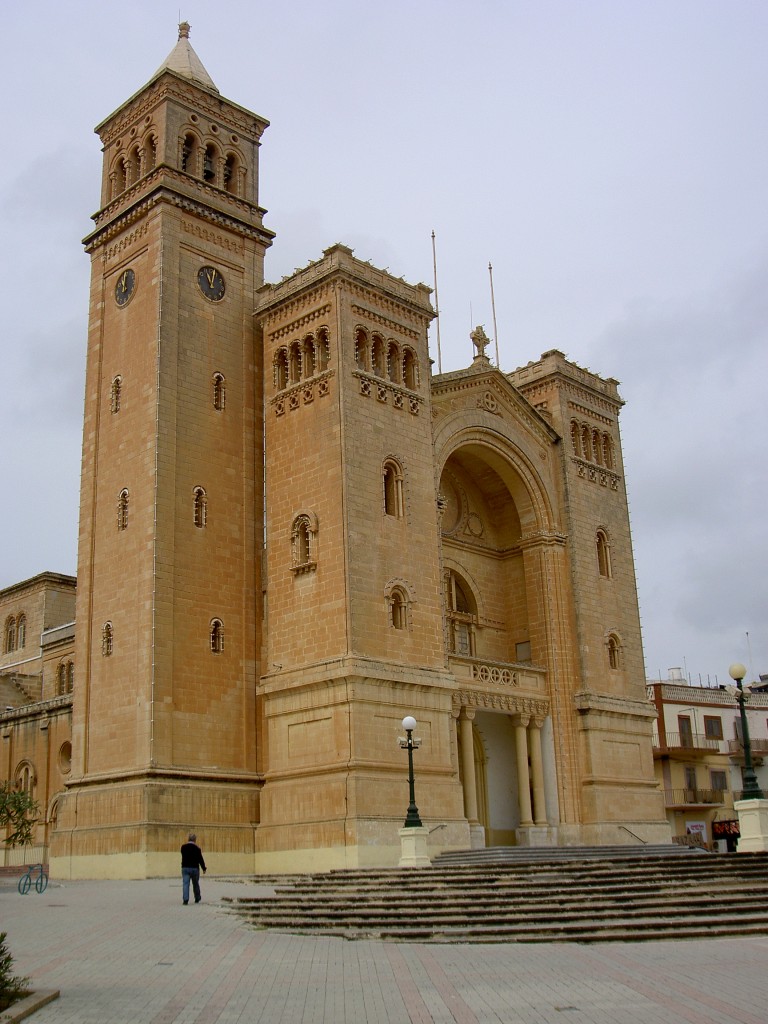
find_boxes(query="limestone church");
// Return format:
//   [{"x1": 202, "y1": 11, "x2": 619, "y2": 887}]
[{"x1": 0, "y1": 26, "x2": 669, "y2": 877}]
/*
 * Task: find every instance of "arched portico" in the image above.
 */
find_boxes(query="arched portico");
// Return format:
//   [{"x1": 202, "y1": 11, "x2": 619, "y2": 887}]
[{"x1": 437, "y1": 425, "x2": 575, "y2": 845}]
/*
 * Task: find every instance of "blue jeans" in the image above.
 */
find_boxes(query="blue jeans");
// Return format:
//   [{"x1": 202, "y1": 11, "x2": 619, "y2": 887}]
[{"x1": 182, "y1": 867, "x2": 201, "y2": 903}]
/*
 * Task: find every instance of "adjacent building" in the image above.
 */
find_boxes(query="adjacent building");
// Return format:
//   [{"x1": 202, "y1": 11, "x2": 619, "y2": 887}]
[{"x1": 648, "y1": 670, "x2": 768, "y2": 850}]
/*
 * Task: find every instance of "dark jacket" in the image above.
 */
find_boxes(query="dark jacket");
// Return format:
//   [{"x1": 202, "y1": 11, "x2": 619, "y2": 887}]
[{"x1": 180, "y1": 842, "x2": 206, "y2": 871}]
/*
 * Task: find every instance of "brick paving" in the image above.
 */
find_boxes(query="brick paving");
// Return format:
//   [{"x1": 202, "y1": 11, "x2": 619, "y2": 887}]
[{"x1": 2, "y1": 873, "x2": 768, "y2": 1023}]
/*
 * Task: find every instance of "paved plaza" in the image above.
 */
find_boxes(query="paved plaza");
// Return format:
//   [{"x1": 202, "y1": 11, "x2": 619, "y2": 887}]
[{"x1": 1, "y1": 873, "x2": 767, "y2": 1023}]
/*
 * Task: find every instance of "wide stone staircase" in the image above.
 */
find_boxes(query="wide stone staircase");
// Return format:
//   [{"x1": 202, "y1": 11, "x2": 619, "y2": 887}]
[{"x1": 222, "y1": 847, "x2": 768, "y2": 943}]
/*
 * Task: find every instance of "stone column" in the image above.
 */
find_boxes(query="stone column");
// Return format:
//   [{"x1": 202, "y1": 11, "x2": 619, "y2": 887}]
[
  {"x1": 528, "y1": 716, "x2": 548, "y2": 825},
  {"x1": 459, "y1": 709, "x2": 478, "y2": 822},
  {"x1": 514, "y1": 714, "x2": 533, "y2": 826}
]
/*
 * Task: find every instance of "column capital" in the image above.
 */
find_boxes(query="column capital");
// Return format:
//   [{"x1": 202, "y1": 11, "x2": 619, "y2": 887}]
[
  {"x1": 514, "y1": 713, "x2": 531, "y2": 728},
  {"x1": 461, "y1": 708, "x2": 476, "y2": 722}
]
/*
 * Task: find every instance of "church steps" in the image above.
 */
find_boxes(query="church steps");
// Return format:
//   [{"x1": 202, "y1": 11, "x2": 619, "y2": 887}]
[{"x1": 224, "y1": 852, "x2": 768, "y2": 943}]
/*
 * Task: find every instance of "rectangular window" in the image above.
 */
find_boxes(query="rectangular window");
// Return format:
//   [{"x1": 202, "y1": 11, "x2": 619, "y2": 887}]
[
  {"x1": 684, "y1": 766, "x2": 697, "y2": 791},
  {"x1": 710, "y1": 770, "x2": 727, "y2": 793},
  {"x1": 678, "y1": 716, "x2": 693, "y2": 746},
  {"x1": 704, "y1": 716, "x2": 723, "y2": 740},
  {"x1": 515, "y1": 641, "x2": 532, "y2": 663}
]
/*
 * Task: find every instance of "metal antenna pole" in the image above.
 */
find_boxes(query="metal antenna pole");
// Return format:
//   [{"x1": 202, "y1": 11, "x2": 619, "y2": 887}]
[
  {"x1": 431, "y1": 231, "x2": 442, "y2": 375},
  {"x1": 489, "y1": 261, "x2": 500, "y2": 368}
]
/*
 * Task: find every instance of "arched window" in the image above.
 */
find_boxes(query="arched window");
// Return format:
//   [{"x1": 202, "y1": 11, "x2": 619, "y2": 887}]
[
  {"x1": 57, "y1": 662, "x2": 67, "y2": 696},
  {"x1": 302, "y1": 336, "x2": 315, "y2": 379},
  {"x1": 383, "y1": 459, "x2": 404, "y2": 518},
  {"x1": 570, "y1": 420, "x2": 582, "y2": 457},
  {"x1": 291, "y1": 512, "x2": 318, "y2": 573},
  {"x1": 113, "y1": 157, "x2": 127, "y2": 196},
  {"x1": 193, "y1": 487, "x2": 207, "y2": 529},
  {"x1": 210, "y1": 619, "x2": 224, "y2": 654},
  {"x1": 580, "y1": 424, "x2": 592, "y2": 462},
  {"x1": 16, "y1": 615, "x2": 25, "y2": 650},
  {"x1": 5, "y1": 616, "x2": 16, "y2": 653},
  {"x1": 390, "y1": 589, "x2": 408, "y2": 630},
  {"x1": 602, "y1": 433, "x2": 614, "y2": 469},
  {"x1": 371, "y1": 335, "x2": 385, "y2": 377},
  {"x1": 181, "y1": 133, "x2": 198, "y2": 174},
  {"x1": 144, "y1": 133, "x2": 158, "y2": 172},
  {"x1": 15, "y1": 761, "x2": 35, "y2": 798},
  {"x1": 223, "y1": 154, "x2": 237, "y2": 193},
  {"x1": 607, "y1": 634, "x2": 621, "y2": 670},
  {"x1": 67, "y1": 661, "x2": 74, "y2": 692},
  {"x1": 596, "y1": 530, "x2": 612, "y2": 579},
  {"x1": 445, "y1": 570, "x2": 477, "y2": 656},
  {"x1": 289, "y1": 342, "x2": 302, "y2": 384},
  {"x1": 128, "y1": 145, "x2": 141, "y2": 185},
  {"x1": 387, "y1": 342, "x2": 401, "y2": 383},
  {"x1": 212, "y1": 372, "x2": 226, "y2": 411},
  {"x1": 355, "y1": 327, "x2": 369, "y2": 371},
  {"x1": 403, "y1": 348, "x2": 418, "y2": 390},
  {"x1": 111, "y1": 375, "x2": 122, "y2": 414},
  {"x1": 592, "y1": 429, "x2": 603, "y2": 466},
  {"x1": 203, "y1": 143, "x2": 217, "y2": 184},
  {"x1": 315, "y1": 328, "x2": 329, "y2": 372},
  {"x1": 117, "y1": 489, "x2": 129, "y2": 531},
  {"x1": 102, "y1": 622, "x2": 113, "y2": 657},
  {"x1": 274, "y1": 350, "x2": 288, "y2": 391}
]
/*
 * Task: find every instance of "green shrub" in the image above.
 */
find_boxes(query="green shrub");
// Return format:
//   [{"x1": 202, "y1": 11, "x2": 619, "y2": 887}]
[{"x1": 0, "y1": 932, "x2": 30, "y2": 1012}]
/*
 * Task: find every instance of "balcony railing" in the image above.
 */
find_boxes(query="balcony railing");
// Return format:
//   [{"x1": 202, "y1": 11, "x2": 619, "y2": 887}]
[
  {"x1": 663, "y1": 788, "x2": 725, "y2": 807},
  {"x1": 447, "y1": 654, "x2": 547, "y2": 695},
  {"x1": 654, "y1": 731, "x2": 721, "y2": 753},
  {"x1": 727, "y1": 738, "x2": 768, "y2": 756}
]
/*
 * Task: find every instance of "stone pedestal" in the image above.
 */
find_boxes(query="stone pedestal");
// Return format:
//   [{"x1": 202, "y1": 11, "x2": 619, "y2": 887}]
[
  {"x1": 469, "y1": 823, "x2": 486, "y2": 849},
  {"x1": 734, "y1": 798, "x2": 768, "y2": 852},
  {"x1": 398, "y1": 826, "x2": 431, "y2": 867},
  {"x1": 516, "y1": 824, "x2": 558, "y2": 847}
]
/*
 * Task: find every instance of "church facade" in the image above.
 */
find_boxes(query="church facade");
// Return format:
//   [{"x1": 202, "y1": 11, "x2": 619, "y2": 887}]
[{"x1": 1, "y1": 27, "x2": 669, "y2": 877}]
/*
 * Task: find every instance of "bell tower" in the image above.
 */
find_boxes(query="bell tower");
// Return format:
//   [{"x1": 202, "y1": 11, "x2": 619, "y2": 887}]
[{"x1": 51, "y1": 25, "x2": 274, "y2": 877}]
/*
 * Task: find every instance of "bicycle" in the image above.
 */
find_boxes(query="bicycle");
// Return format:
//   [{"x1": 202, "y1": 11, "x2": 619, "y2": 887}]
[{"x1": 17, "y1": 863, "x2": 48, "y2": 895}]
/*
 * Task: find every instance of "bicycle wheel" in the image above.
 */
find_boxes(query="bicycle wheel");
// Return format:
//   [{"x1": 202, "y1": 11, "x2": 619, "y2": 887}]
[
  {"x1": 35, "y1": 871, "x2": 48, "y2": 893},
  {"x1": 18, "y1": 873, "x2": 31, "y2": 895}
]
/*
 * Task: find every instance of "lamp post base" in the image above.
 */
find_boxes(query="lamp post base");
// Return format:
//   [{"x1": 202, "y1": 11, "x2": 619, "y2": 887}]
[
  {"x1": 398, "y1": 826, "x2": 431, "y2": 867},
  {"x1": 734, "y1": 798, "x2": 768, "y2": 852}
]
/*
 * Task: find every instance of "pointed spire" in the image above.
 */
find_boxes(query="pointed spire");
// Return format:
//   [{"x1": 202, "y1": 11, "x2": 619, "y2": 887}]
[{"x1": 151, "y1": 22, "x2": 219, "y2": 93}]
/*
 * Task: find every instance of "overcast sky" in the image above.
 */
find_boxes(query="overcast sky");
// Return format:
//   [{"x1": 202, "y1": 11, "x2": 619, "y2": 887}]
[{"x1": 2, "y1": 1, "x2": 766, "y2": 686}]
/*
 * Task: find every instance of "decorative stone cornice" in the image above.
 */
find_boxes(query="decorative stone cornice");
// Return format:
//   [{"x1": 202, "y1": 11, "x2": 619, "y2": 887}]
[
  {"x1": 255, "y1": 244, "x2": 434, "y2": 325},
  {"x1": 85, "y1": 182, "x2": 273, "y2": 252},
  {"x1": 266, "y1": 304, "x2": 333, "y2": 343},
  {"x1": 574, "y1": 691, "x2": 657, "y2": 720},
  {"x1": 350, "y1": 302, "x2": 420, "y2": 341},
  {"x1": 453, "y1": 690, "x2": 550, "y2": 716},
  {"x1": 97, "y1": 72, "x2": 269, "y2": 146},
  {"x1": 431, "y1": 369, "x2": 559, "y2": 447}
]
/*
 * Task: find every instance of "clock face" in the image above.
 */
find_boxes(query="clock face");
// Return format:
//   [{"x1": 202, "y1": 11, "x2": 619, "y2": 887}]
[
  {"x1": 198, "y1": 265, "x2": 226, "y2": 302},
  {"x1": 115, "y1": 268, "x2": 136, "y2": 307}
]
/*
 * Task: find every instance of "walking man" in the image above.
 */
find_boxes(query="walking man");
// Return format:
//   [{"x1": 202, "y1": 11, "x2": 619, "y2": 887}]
[{"x1": 180, "y1": 833, "x2": 206, "y2": 905}]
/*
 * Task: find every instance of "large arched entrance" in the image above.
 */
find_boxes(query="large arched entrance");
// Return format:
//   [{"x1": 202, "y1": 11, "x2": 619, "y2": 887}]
[{"x1": 440, "y1": 437, "x2": 559, "y2": 846}]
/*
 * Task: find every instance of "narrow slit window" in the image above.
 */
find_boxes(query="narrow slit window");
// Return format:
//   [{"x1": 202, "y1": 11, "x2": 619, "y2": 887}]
[
  {"x1": 117, "y1": 489, "x2": 129, "y2": 531},
  {"x1": 210, "y1": 619, "x2": 224, "y2": 653},
  {"x1": 193, "y1": 487, "x2": 207, "y2": 529},
  {"x1": 102, "y1": 622, "x2": 113, "y2": 657},
  {"x1": 111, "y1": 375, "x2": 122, "y2": 414},
  {"x1": 213, "y1": 373, "x2": 226, "y2": 410}
]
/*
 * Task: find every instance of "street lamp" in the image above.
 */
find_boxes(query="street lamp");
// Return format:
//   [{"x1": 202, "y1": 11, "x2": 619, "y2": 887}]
[
  {"x1": 728, "y1": 663, "x2": 763, "y2": 800},
  {"x1": 399, "y1": 715, "x2": 423, "y2": 828}
]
